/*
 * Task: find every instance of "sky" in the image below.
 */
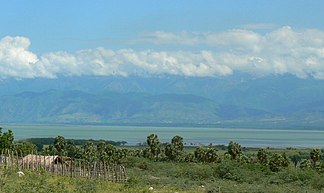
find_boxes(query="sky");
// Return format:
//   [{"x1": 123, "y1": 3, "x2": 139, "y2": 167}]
[{"x1": 0, "y1": 0, "x2": 324, "y2": 79}]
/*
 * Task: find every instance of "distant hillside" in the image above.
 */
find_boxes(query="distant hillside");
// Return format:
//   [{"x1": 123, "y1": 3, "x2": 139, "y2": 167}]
[
  {"x1": 0, "y1": 89, "x2": 271, "y2": 126},
  {"x1": 1, "y1": 75, "x2": 324, "y2": 128}
]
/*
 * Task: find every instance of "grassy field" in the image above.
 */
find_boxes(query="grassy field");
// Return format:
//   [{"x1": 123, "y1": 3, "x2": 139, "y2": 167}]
[
  {"x1": 1, "y1": 147, "x2": 324, "y2": 193},
  {"x1": 0, "y1": 128, "x2": 323, "y2": 193}
]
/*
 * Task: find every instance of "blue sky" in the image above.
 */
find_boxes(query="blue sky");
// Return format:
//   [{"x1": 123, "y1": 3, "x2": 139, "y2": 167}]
[
  {"x1": 0, "y1": 0, "x2": 324, "y2": 79},
  {"x1": 1, "y1": 0, "x2": 323, "y2": 52}
]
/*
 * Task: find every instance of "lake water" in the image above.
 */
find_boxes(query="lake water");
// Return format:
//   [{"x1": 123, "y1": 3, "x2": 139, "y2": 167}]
[{"x1": 1, "y1": 124, "x2": 324, "y2": 148}]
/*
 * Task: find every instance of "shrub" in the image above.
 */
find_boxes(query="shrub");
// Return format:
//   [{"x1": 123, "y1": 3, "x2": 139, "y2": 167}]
[
  {"x1": 215, "y1": 160, "x2": 241, "y2": 181},
  {"x1": 228, "y1": 141, "x2": 242, "y2": 160},
  {"x1": 311, "y1": 174, "x2": 324, "y2": 190},
  {"x1": 269, "y1": 153, "x2": 290, "y2": 172},
  {"x1": 194, "y1": 146, "x2": 218, "y2": 163},
  {"x1": 257, "y1": 149, "x2": 268, "y2": 165},
  {"x1": 75, "y1": 179, "x2": 98, "y2": 193}
]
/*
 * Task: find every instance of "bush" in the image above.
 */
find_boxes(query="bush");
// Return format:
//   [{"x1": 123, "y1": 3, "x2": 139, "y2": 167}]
[
  {"x1": 311, "y1": 174, "x2": 324, "y2": 190},
  {"x1": 181, "y1": 164, "x2": 214, "y2": 181},
  {"x1": 277, "y1": 167, "x2": 314, "y2": 185},
  {"x1": 194, "y1": 146, "x2": 218, "y2": 163},
  {"x1": 75, "y1": 179, "x2": 98, "y2": 193},
  {"x1": 0, "y1": 169, "x2": 68, "y2": 193},
  {"x1": 215, "y1": 160, "x2": 241, "y2": 181}
]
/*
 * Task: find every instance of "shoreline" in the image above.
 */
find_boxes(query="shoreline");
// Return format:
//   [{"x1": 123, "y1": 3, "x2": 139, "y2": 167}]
[{"x1": 2, "y1": 123, "x2": 324, "y2": 148}]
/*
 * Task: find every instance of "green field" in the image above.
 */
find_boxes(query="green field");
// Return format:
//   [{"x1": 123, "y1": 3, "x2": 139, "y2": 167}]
[
  {"x1": 1, "y1": 125, "x2": 324, "y2": 192},
  {"x1": 1, "y1": 149, "x2": 324, "y2": 193}
]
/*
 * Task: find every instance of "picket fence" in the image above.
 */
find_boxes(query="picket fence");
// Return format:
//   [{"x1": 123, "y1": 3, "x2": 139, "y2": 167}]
[{"x1": 0, "y1": 149, "x2": 127, "y2": 182}]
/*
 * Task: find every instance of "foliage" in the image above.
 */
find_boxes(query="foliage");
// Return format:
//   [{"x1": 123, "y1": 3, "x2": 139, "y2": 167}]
[
  {"x1": 105, "y1": 144, "x2": 116, "y2": 162},
  {"x1": 182, "y1": 152, "x2": 195, "y2": 162},
  {"x1": 54, "y1": 136, "x2": 67, "y2": 156},
  {"x1": 268, "y1": 153, "x2": 290, "y2": 172},
  {"x1": 13, "y1": 142, "x2": 37, "y2": 156},
  {"x1": 300, "y1": 159, "x2": 312, "y2": 169},
  {"x1": 164, "y1": 135, "x2": 184, "y2": 161},
  {"x1": 257, "y1": 148, "x2": 268, "y2": 165},
  {"x1": 194, "y1": 146, "x2": 218, "y2": 163},
  {"x1": 311, "y1": 174, "x2": 324, "y2": 190},
  {"x1": 146, "y1": 134, "x2": 161, "y2": 160},
  {"x1": 310, "y1": 148, "x2": 321, "y2": 167},
  {"x1": 75, "y1": 178, "x2": 98, "y2": 193},
  {"x1": 227, "y1": 141, "x2": 242, "y2": 160},
  {"x1": 2, "y1": 130, "x2": 324, "y2": 192},
  {"x1": 0, "y1": 128, "x2": 14, "y2": 151},
  {"x1": 114, "y1": 149, "x2": 128, "y2": 164},
  {"x1": 24, "y1": 138, "x2": 126, "y2": 147},
  {"x1": 289, "y1": 153, "x2": 302, "y2": 168},
  {"x1": 82, "y1": 142, "x2": 97, "y2": 163},
  {"x1": 44, "y1": 145, "x2": 57, "y2": 155},
  {"x1": 66, "y1": 141, "x2": 81, "y2": 159}
]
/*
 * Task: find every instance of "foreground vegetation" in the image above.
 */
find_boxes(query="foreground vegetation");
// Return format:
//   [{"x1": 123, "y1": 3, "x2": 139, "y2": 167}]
[{"x1": 0, "y1": 128, "x2": 324, "y2": 192}]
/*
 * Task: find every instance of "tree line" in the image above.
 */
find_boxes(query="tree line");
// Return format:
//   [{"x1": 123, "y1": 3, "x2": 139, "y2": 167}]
[{"x1": 0, "y1": 128, "x2": 323, "y2": 173}]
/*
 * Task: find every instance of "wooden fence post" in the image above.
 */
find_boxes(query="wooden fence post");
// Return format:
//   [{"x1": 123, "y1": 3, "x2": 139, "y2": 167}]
[
  {"x1": 70, "y1": 160, "x2": 73, "y2": 178},
  {"x1": 103, "y1": 161, "x2": 107, "y2": 180},
  {"x1": 21, "y1": 150, "x2": 24, "y2": 170},
  {"x1": 1, "y1": 149, "x2": 3, "y2": 167},
  {"x1": 79, "y1": 160, "x2": 82, "y2": 177},
  {"x1": 52, "y1": 155, "x2": 55, "y2": 174},
  {"x1": 30, "y1": 153, "x2": 33, "y2": 170},
  {"x1": 15, "y1": 150, "x2": 19, "y2": 169},
  {"x1": 0, "y1": 150, "x2": 128, "y2": 182}
]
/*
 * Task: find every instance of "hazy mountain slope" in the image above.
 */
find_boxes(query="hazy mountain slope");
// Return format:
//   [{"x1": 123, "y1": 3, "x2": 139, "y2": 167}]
[
  {"x1": 0, "y1": 89, "x2": 272, "y2": 125},
  {"x1": 1, "y1": 75, "x2": 324, "y2": 127}
]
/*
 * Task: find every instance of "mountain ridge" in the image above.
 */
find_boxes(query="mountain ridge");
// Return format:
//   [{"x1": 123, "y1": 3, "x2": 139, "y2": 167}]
[{"x1": 1, "y1": 75, "x2": 324, "y2": 128}]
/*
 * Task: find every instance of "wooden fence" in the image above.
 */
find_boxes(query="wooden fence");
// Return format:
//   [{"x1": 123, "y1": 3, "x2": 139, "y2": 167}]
[{"x1": 0, "y1": 150, "x2": 127, "y2": 182}]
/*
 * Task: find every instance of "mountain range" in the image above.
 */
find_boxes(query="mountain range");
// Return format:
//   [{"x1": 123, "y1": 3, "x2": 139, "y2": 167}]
[{"x1": 1, "y1": 74, "x2": 324, "y2": 128}]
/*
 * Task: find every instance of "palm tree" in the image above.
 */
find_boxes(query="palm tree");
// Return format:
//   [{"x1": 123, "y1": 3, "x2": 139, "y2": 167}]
[
  {"x1": 228, "y1": 141, "x2": 242, "y2": 160},
  {"x1": 269, "y1": 153, "x2": 290, "y2": 172},
  {"x1": 147, "y1": 134, "x2": 161, "y2": 160},
  {"x1": 165, "y1": 135, "x2": 184, "y2": 161},
  {"x1": 310, "y1": 148, "x2": 321, "y2": 167},
  {"x1": 105, "y1": 144, "x2": 117, "y2": 163},
  {"x1": 0, "y1": 129, "x2": 14, "y2": 151},
  {"x1": 66, "y1": 141, "x2": 80, "y2": 159},
  {"x1": 54, "y1": 136, "x2": 66, "y2": 156},
  {"x1": 82, "y1": 142, "x2": 97, "y2": 164},
  {"x1": 194, "y1": 146, "x2": 218, "y2": 163},
  {"x1": 257, "y1": 149, "x2": 268, "y2": 165},
  {"x1": 97, "y1": 141, "x2": 106, "y2": 161},
  {"x1": 171, "y1": 135, "x2": 184, "y2": 152}
]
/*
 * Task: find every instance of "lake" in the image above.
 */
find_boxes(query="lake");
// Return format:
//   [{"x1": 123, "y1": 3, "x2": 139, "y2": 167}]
[{"x1": 1, "y1": 124, "x2": 324, "y2": 148}]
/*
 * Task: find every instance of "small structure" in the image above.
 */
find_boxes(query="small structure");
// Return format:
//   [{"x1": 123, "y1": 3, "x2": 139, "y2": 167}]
[
  {"x1": 21, "y1": 154, "x2": 72, "y2": 168},
  {"x1": 0, "y1": 151, "x2": 127, "y2": 181}
]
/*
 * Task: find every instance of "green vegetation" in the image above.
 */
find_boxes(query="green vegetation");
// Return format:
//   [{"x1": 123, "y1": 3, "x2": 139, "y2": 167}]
[
  {"x1": 1, "y1": 129, "x2": 324, "y2": 192},
  {"x1": 23, "y1": 138, "x2": 127, "y2": 151}
]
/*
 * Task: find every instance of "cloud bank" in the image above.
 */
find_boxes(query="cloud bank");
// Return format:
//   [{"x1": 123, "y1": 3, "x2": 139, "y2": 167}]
[{"x1": 1, "y1": 26, "x2": 324, "y2": 79}]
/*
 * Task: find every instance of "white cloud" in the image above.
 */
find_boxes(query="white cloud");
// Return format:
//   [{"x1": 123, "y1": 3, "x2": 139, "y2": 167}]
[
  {"x1": 0, "y1": 36, "x2": 46, "y2": 78},
  {"x1": 137, "y1": 31, "x2": 200, "y2": 46},
  {"x1": 1, "y1": 26, "x2": 324, "y2": 79},
  {"x1": 204, "y1": 29, "x2": 262, "y2": 52},
  {"x1": 240, "y1": 23, "x2": 277, "y2": 30}
]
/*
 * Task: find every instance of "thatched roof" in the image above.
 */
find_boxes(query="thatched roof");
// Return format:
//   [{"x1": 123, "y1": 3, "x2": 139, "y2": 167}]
[{"x1": 22, "y1": 154, "x2": 71, "y2": 166}]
